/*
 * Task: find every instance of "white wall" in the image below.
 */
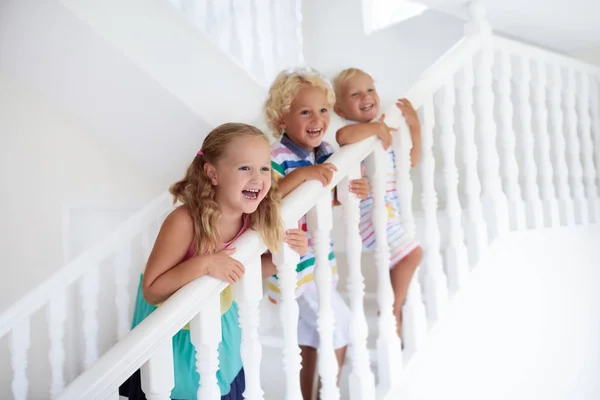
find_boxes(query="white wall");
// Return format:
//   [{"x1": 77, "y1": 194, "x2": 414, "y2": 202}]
[
  {"x1": 573, "y1": 43, "x2": 600, "y2": 66},
  {"x1": 0, "y1": 74, "x2": 163, "y2": 312},
  {"x1": 395, "y1": 225, "x2": 600, "y2": 400}
]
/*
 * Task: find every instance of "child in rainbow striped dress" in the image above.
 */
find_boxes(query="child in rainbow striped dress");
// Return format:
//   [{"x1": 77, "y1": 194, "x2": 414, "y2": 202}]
[
  {"x1": 332, "y1": 67, "x2": 423, "y2": 337},
  {"x1": 262, "y1": 68, "x2": 370, "y2": 399}
]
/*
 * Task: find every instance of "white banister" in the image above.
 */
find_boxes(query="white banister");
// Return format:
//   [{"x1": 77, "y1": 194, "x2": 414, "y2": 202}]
[
  {"x1": 439, "y1": 80, "x2": 469, "y2": 294},
  {"x1": 457, "y1": 61, "x2": 488, "y2": 266},
  {"x1": 47, "y1": 292, "x2": 67, "y2": 397},
  {"x1": 515, "y1": 57, "x2": 544, "y2": 229},
  {"x1": 495, "y1": 51, "x2": 526, "y2": 231},
  {"x1": 272, "y1": 222, "x2": 303, "y2": 400},
  {"x1": 10, "y1": 319, "x2": 30, "y2": 400},
  {"x1": 140, "y1": 338, "x2": 175, "y2": 400},
  {"x1": 549, "y1": 64, "x2": 576, "y2": 226},
  {"x1": 366, "y1": 144, "x2": 402, "y2": 393},
  {"x1": 339, "y1": 163, "x2": 376, "y2": 400},
  {"x1": 307, "y1": 196, "x2": 339, "y2": 400},
  {"x1": 577, "y1": 72, "x2": 600, "y2": 223},
  {"x1": 419, "y1": 97, "x2": 448, "y2": 324},
  {"x1": 189, "y1": 296, "x2": 222, "y2": 400},
  {"x1": 565, "y1": 69, "x2": 589, "y2": 224},
  {"x1": 234, "y1": 254, "x2": 265, "y2": 400},
  {"x1": 532, "y1": 61, "x2": 560, "y2": 227}
]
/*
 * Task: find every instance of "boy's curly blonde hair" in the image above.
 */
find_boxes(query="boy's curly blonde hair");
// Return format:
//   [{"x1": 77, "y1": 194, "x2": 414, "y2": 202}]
[
  {"x1": 264, "y1": 68, "x2": 336, "y2": 138},
  {"x1": 332, "y1": 67, "x2": 372, "y2": 101}
]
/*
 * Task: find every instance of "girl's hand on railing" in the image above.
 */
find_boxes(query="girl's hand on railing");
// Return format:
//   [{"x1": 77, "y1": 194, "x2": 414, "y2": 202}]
[
  {"x1": 350, "y1": 178, "x2": 370, "y2": 200},
  {"x1": 396, "y1": 98, "x2": 420, "y2": 130},
  {"x1": 203, "y1": 248, "x2": 245, "y2": 284},
  {"x1": 302, "y1": 163, "x2": 338, "y2": 186},
  {"x1": 372, "y1": 114, "x2": 396, "y2": 150},
  {"x1": 284, "y1": 221, "x2": 308, "y2": 256}
]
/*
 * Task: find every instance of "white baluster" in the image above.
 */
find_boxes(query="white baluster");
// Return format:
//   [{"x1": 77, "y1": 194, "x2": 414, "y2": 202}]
[
  {"x1": 577, "y1": 73, "x2": 600, "y2": 223},
  {"x1": 439, "y1": 81, "x2": 469, "y2": 294},
  {"x1": 10, "y1": 320, "x2": 30, "y2": 400},
  {"x1": 532, "y1": 61, "x2": 561, "y2": 227},
  {"x1": 514, "y1": 57, "x2": 544, "y2": 228},
  {"x1": 565, "y1": 69, "x2": 589, "y2": 224},
  {"x1": 549, "y1": 65, "x2": 576, "y2": 226},
  {"x1": 189, "y1": 295, "x2": 222, "y2": 400},
  {"x1": 338, "y1": 163, "x2": 376, "y2": 400},
  {"x1": 495, "y1": 51, "x2": 526, "y2": 231},
  {"x1": 79, "y1": 266, "x2": 99, "y2": 369},
  {"x1": 475, "y1": 43, "x2": 510, "y2": 239},
  {"x1": 457, "y1": 61, "x2": 488, "y2": 265},
  {"x1": 271, "y1": 0, "x2": 285, "y2": 72},
  {"x1": 114, "y1": 246, "x2": 131, "y2": 340},
  {"x1": 365, "y1": 145, "x2": 402, "y2": 393},
  {"x1": 47, "y1": 292, "x2": 67, "y2": 397},
  {"x1": 234, "y1": 255, "x2": 264, "y2": 400},
  {"x1": 392, "y1": 122, "x2": 427, "y2": 361},
  {"x1": 590, "y1": 78, "x2": 600, "y2": 201},
  {"x1": 140, "y1": 338, "x2": 175, "y2": 400},
  {"x1": 293, "y1": 0, "x2": 304, "y2": 65},
  {"x1": 272, "y1": 223, "x2": 302, "y2": 400},
  {"x1": 233, "y1": 0, "x2": 255, "y2": 72},
  {"x1": 306, "y1": 196, "x2": 339, "y2": 400},
  {"x1": 419, "y1": 97, "x2": 448, "y2": 324}
]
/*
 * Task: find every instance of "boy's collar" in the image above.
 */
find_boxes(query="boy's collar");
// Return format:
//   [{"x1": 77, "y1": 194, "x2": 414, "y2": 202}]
[{"x1": 280, "y1": 133, "x2": 329, "y2": 160}]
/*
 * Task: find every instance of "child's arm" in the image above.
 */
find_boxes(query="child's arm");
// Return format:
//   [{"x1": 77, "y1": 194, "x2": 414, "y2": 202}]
[
  {"x1": 396, "y1": 98, "x2": 421, "y2": 167},
  {"x1": 142, "y1": 207, "x2": 244, "y2": 304},
  {"x1": 336, "y1": 115, "x2": 395, "y2": 149},
  {"x1": 278, "y1": 164, "x2": 338, "y2": 197}
]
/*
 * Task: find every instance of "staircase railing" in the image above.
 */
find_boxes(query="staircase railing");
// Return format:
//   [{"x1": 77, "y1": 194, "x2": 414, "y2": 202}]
[{"x1": 2, "y1": 1, "x2": 600, "y2": 399}]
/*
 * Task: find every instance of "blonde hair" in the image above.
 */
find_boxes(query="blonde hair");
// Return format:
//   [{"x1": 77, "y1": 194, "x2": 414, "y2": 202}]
[
  {"x1": 264, "y1": 68, "x2": 336, "y2": 138},
  {"x1": 169, "y1": 123, "x2": 283, "y2": 254},
  {"x1": 332, "y1": 67, "x2": 372, "y2": 101}
]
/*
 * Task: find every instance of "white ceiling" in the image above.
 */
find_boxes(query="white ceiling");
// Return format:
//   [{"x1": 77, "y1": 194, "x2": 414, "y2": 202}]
[{"x1": 419, "y1": 0, "x2": 600, "y2": 54}]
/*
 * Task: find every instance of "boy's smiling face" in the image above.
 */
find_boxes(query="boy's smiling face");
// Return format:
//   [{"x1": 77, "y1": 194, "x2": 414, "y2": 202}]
[
  {"x1": 335, "y1": 72, "x2": 380, "y2": 123},
  {"x1": 278, "y1": 84, "x2": 330, "y2": 151}
]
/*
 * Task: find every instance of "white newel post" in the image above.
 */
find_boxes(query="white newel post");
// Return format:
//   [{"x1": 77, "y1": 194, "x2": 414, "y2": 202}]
[
  {"x1": 189, "y1": 296, "x2": 222, "y2": 400},
  {"x1": 339, "y1": 163, "x2": 376, "y2": 400},
  {"x1": 393, "y1": 120, "x2": 427, "y2": 360},
  {"x1": 532, "y1": 61, "x2": 561, "y2": 227},
  {"x1": 419, "y1": 97, "x2": 448, "y2": 324},
  {"x1": 495, "y1": 51, "x2": 526, "y2": 231},
  {"x1": 47, "y1": 292, "x2": 67, "y2": 397},
  {"x1": 590, "y1": 78, "x2": 600, "y2": 202},
  {"x1": 272, "y1": 222, "x2": 303, "y2": 400},
  {"x1": 515, "y1": 57, "x2": 545, "y2": 228},
  {"x1": 234, "y1": 255, "x2": 264, "y2": 399},
  {"x1": 457, "y1": 60, "x2": 488, "y2": 266},
  {"x1": 306, "y1": 196, "x2": 339, "y2": 400},
  {"x1": 365, "y1": 145, "x2": 403, "y2": 393},
  {"x1": 80, "y1": 266, "x2": 99, "y2": 369},
  {"x1": 467, "y1": 0, "x2": 509, "y2": 241},
  {"x1": 10, "y1": 320, "x2": 31, "y2": 400},
  {"x1": 577, "y1": 72, "x2": 600, "y2": 223},
  {"x1": 141, "y1": 338, "x2": 175, "y2": 400},
  {"x1": 549, "y1": 65, "x2": 576, "y2": 226},
  {"x1": 439, "y1": 80, "x2": 469, "y2": 294},
  {"x1": 565, "y1": 69, "x2": 589, "y2": 224}
]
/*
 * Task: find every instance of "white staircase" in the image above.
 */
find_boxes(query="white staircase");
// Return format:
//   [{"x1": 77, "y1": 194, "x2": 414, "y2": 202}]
[{"x1": 1, "y1": 0, "x2": 600, "y2": 399}]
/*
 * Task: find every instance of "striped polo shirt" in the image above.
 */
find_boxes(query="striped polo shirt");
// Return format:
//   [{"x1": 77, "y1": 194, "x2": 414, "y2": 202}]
[{"x1": 267, "y1": 134, "x2": 338, "y2": 303}]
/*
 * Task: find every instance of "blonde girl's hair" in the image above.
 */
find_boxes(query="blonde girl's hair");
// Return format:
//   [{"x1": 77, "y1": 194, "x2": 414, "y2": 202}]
[
  {"x1": 169, "y1": 122, "x2": 283, "y2": 254},
  {"x1": 264, "y1": 67, "x2": 336, "y2": 138},
  {"x1": 332, "y1": 67, "x2": 372, "y2": 101}
]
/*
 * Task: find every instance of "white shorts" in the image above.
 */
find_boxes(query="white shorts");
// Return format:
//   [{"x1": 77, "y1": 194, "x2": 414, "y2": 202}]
[{"x1": 297, "y1": 288, "x2": 351, "y2": 350}]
